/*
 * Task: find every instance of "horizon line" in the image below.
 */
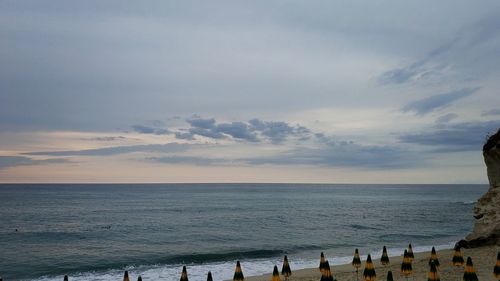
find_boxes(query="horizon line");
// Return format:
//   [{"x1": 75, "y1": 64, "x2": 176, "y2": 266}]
[{"x1": 0, "y1": 182, "x2": 489, "y2": 185}]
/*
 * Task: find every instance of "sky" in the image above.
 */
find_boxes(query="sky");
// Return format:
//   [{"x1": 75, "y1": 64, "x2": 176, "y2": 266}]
[{"x1": 1, "y1": 1, "x2": 500, "y2": 183}]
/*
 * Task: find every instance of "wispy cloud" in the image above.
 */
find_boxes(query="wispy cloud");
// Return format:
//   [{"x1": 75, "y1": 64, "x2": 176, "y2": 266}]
[
  {"x1": 132, "y1": 125, "x2": 170, "y2": 135},
  {"x1": 379, "y1": 10, "x2": 500, "y2": 85},
  {"x1": 80, "y1": 136, "x2": 129, "y2": 141},
  {"x1": 0, "y1": 156, "x2": 69, "y2": 170},
  {"x1": 23, "y1": 143, "x2": 191, "y2": 157},
  {"x1": 147, "y1": 156, "x2": 228, "y2": 166},
  {"x1": 435, "y1": 113, "x2": 459, "y2": 124},
  {"x1": 241, "y1": 142, "x2": 420, "y2": 169},
  {"x1": 399, "y1": 120, "x2": 500, "y2": 151},
  {"x1": 481, "y1": 109, "x2": 500, "y2": 116},
  {"x1": 401, "y1": 87, "x2": 478, "y2": 115}
]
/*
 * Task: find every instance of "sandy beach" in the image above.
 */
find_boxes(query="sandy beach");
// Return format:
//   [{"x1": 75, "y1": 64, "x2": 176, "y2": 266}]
[{"x1": 245, "y1": 246, "x2": 500, "y2": 281}]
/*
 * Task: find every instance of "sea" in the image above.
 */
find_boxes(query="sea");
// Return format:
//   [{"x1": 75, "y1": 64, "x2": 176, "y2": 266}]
[{"x1": 0, "y1": 184, "x2": 488, "y2": 281}]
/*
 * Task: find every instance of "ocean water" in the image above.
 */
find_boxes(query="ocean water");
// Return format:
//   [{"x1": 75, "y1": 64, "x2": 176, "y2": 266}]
[{"x1": 0, "y1": 184, "x2": 488, "y2": 281}]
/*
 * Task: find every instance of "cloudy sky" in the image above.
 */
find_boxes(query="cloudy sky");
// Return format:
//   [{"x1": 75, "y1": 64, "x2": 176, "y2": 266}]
[{"x1": 1, "y1": 1, "x2": 500, "y2": 183}]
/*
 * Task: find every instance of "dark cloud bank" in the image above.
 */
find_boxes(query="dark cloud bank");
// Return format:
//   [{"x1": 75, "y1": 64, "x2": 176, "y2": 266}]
[
  {"x1": 402, "y1": 87, "x2": 479, "y2": 116},
  {"x1": 0, "y1": 156, "x2": 69, "y2": 170},
  {"x1": 400, "y1": 120, "x2": 500, "y2": 152}
]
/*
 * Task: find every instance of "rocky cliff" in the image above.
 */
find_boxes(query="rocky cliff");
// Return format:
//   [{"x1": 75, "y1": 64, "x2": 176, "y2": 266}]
[{"x1": 460, "y1": 129, "x2": 500, "y2": 248}]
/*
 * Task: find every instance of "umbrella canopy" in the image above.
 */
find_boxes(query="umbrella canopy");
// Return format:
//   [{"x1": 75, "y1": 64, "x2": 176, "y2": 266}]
[
  {"x1": 408, "y1": 244, "x2": 414, "y2": 262},
  {"x1": 320, "y1": 252, "x2": 328, "y2": 273},
  {"x1": 124, "y1": 271, "x2": 130, "y2": 281},
  {"x1": 137, "y1": 276, "x2": 142, "y2": 281},
  {"x1": 207, "y1": 271, "x2": 213, "y2": 281},
  {"x1": 64, "y1": 275, "x2": 68, "y2": 281},
  {"x1": 386, "y1": 271, "x2": 393, "y2": 281},
  {"x1": 363, "y1": 254, "x2": 376, "y2": 281},
  {"x1": 352, "y1": 249, "x2": 362, "y2": 269},
  {"x1": 452, "y1": 246, "x2": 465, "y2": 267},
  {"x1": 180, "y1": 266, "x2": 189, "y2": 281},
  {"x1": 234, "y1": 261, "x2": 245, "y2": 281},
  {"x1": 401, "y1": 250, "x2": 413, "y2": 277},
  {"x1": 429, "y1": 247, "x2": 440, "y2": 268},
  {"x1": 381, "y1": 246, "x2": 390, "y2": 266},
  {"x1": 282, "y1": 255, "x2": 292, "y2": 278},
  {"x1": 494, "y1": 252, "x2": 500, "y2": 280},
  {"x1": 272, "y1": 265, "x2": 281, "y2": 281},
  {"x1": 463, "y1": 257, "x2": 478, "y2": 281},
  {"x1": 320, "y1": 260, "x2": 334, "y2": 281},
  {"x1": 428, "y1": 261, "x2": 440, "y2": 281}
]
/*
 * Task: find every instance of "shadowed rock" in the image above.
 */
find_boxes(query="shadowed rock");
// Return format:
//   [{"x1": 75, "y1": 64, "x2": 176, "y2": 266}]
[{"x1": 459, "y1": 129, "x2": 500, "y2": 248}]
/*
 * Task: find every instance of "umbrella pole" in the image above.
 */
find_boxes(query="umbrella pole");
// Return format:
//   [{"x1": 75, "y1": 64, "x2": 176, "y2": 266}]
[{"x1": 356, "y1": 268, "x2": 358, "y2": 281}]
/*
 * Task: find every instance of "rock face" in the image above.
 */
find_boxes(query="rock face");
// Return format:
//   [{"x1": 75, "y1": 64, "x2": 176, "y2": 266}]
[{"x1": 462, "y1": 129, "x2": 500, "y2": 247}]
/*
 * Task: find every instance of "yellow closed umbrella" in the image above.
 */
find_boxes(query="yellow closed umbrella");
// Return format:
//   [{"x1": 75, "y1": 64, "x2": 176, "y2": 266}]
[
  {"x1": 281, "y1": 255, "x2": 292, "y2": 280},
  {"x1": 463, "y1": 257, "x2": 478, "y2": 281},
  {"x1": 272, "y1": 265, "x2": 281, "y2": 281},
  {"x1": 320, "y1": 252, "x2": 328, "y2": 273},
  {"x1": 180, "y1": 266, "x2": 188, "y2": 281},
  {"x1": 428, "y1": 261, "x2": 440, "y2": 281},
  {"x1": 234, "y1": 261, "x2": 244, "y2": 281},
  {"x1": 452, "y1": 246, "x2": 465, "y2": 267},
  {"x1": 407, "y1": 244, "x2": 414, "y2": 262},
  {"x1": 386, "y1": 271, "x2": 393, "y2": 281},
  {"x1": 352, "y1": 248, "x2": 362, "y2": 281},
  {"x1": 320, "y1": 260, "x2": 334, "y2": 281},
  {"x1": 401, "y1": 249, "x2": 413, "y2": 281},
  {"x1": 363, "y1": 254, "x2": 376, "y2": 281},
  {"x1": 124, "y1": 271, "x2": 130, "y2": 281},
  {"x1": 429, "y1": 247, "x2": 440, "y2": 268},
  {"x1": 381, "y1": 246, "x2": 390, "y2": 266}
]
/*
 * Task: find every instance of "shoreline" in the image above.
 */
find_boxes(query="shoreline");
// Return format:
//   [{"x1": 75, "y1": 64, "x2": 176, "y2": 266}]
[{"x1": 244, "y1": 245, "x2": 500, "y2": 281}]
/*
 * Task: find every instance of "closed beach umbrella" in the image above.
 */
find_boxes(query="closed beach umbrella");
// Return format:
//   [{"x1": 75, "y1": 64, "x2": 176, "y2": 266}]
[
  {"x1": 363, "y1": 254, "x2": 376, "y2": 281},
  {"x1": 272, "y1": 265, "x2": 281, "y2": 281},
  {"x1": 452, "y1": 246, "x2": 465, "y2": 267},
  {"x1": 138, "y1": 276, "x2": 142, "y2": 281},
  {"x1": 320, "y1": 260, "x2": 334, "y2": 281},
  {"x1": 281, "y1": 255, "x2": 292, "y2": 280},
  {"x1": 207, "y1": 271, "x2": 213, "y2": 281},
  {"x1": 407, "y1": 244, "x2": 414, "y2": 262},
  {"x1": 386, "y1": 271, "x2": 393, "y2": 281},
  {"x1": 429, "y1": 247, "x2": 440, "y2": 268},
  {"x1": 463, "y1": 257, "x2": 478, "y2": 281},
  {"x1": 320, "y1": 252, "x2": 328, "y2": 273},
  {"x1": 124, "y1": 271, "x2": 130, "y2": 281},
  {"x1": 381, "y1": 246, "x2": 390, "y2": 266},
  {"x1": 428, "y1": 261, "x2": 440, "y2": 281},
  {"x1": 352, "y1": 248, "x2": 362, "y2": 281},
  {"x1": 180, "y1": 266, "x2": 189, "y2": 281},
  {"x1": 234, "y1": 261, "x2": 244, "y2": 281},
  {"x1": 494, "y1": 252, "x2": 500, "y2": 280},
  {"x1": 64, "y1": 275, "x2": 68, "y2": 281},
  {"x1": 401, "y1": 249, "x2": 413, "y2": 280}
]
